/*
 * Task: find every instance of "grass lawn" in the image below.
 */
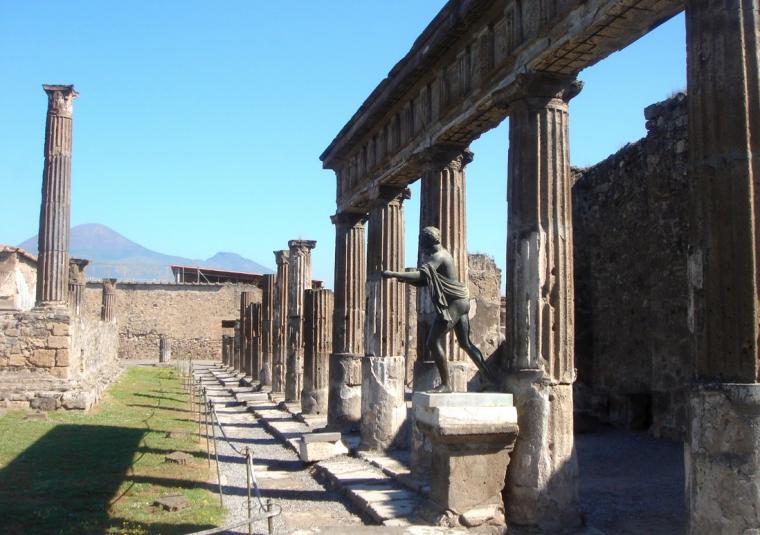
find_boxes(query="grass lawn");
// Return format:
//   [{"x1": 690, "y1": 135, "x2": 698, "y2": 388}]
[{"x1": 0, "y1": 366, "x2": 224, "y2": 535}]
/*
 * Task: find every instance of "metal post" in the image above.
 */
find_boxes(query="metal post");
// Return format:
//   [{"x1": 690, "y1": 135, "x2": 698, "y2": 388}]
[
  {"x1": 209, "y1": 402, "x2": 224, "y2": 507},
  {"x1": 267, "y1": 498, "x2": 274, "y2": 535},
  {"x1": 246, "y1": 447, "x2": 252, "y2": 535},
  {"x1": 204, "y1": 394, "x2": 211, "y2": 467}
]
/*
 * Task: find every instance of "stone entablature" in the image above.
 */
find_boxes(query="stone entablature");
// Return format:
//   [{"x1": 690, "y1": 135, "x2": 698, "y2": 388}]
[{"x1": 320, "y1": 0, "x2": 681, "y2": 214}]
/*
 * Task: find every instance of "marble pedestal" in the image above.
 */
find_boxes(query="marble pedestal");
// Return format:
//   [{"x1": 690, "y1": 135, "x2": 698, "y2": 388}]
[{"x1": 414, "y1": 392, "x2": 518, "y2": 528}]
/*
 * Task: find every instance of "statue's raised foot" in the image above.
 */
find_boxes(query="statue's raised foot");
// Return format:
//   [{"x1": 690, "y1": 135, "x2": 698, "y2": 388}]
[{"x1": 429, "y1": 384, "x2": 452, "y2": 394}]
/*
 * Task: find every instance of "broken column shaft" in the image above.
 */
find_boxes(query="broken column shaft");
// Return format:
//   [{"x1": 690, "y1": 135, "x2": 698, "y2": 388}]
[
  {"x1": 37, "y1": 85, "x2": 78, "y2": 307},
  {"x1": 361, "y1": 187, "x2": 409, "y2": 450},
  {"x1": 302, "y1": 288, "x2": 334, "y2": 414},
  {"x1": 286, "y1": 240, "x2": 317, "y2": 402},
  {"x1": 503, "y1": 74, "x2": 582, "y2": 529},
  {"x1": 328, "y1": 212, "x2": 366, "y2": 429},
  {"x1": 101, "y1": 278, "x2": 117, "y2": 322},
  {"x1": 260, "y1": 274, "x2": 275, "y2": 385},
  {"x1": 272, "y1": 250, "x2": 289, "y2": 393},
  {"x1": 250, "y1": 302, "x2": 263, "y2": 382},
  {"x1": 68, "y1": 258, "x2": 89, "y2": 315},
  {"x1": 240, "y1": 291, "x2": 255, "y2": 376}
]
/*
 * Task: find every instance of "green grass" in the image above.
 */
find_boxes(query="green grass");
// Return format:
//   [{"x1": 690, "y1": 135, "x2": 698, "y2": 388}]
[{"x1": 0, "y1": 367, "x2": 224, "y2": 535}]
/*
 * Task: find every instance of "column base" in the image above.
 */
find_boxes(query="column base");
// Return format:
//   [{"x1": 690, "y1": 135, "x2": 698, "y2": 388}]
[
  {"x1": 687, "y1": 383, "x2": 760, "y2": 535},
  {"x1": 504, "y1": 370, "x2": 580, "y2": 530},
  {"x1": 301, "y1": 386, "x2": 328, "y2": 415},
  {"x1": 327, "y1": 353, "x2": 363, "y2": 430},
  {"x1": 360, "y1": 355, "x2": 406, "y2": 450},
  {"x1": 414, "y1": 392, "x2": 518, "y2": 528}
]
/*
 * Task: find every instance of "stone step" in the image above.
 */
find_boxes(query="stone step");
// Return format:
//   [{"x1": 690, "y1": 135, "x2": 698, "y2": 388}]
[
  {"x1": 314, "y1": 456, "x2": 424, "y2": 526},
  {"x1": 356, "y1": 451, "x2": 429, "y2": 496}
]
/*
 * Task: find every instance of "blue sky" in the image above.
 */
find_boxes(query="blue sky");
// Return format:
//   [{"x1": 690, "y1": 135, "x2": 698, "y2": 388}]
[{"x1": 0, "y1": 2, "x2": 686, "y2": 287}]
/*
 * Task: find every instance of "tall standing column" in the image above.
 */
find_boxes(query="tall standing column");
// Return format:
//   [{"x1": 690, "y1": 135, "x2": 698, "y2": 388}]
[
  {"x1": 101, "y1": 278, "x2": 117, "y2": 323},
  {"x1": 240, "y1": 291, "x2": 255, "y2": 376},
  {"x1": 503, "y1": 74, "x2": 582, "y2": 529},
  {"x1": 272, "y1": 250, "x2": 289, "y2": 393},
  {"x1": 285, "y1": 240, "x2": 317, "y2": 403},
  {"x1": 251, "y1": 302, "x2": 263, "y2": 384},
  {"x1": 361, "y1": 187, "x2": 409, "y2": 450},
  {"x1": 302, "y1": 288, "x2": 334, "y2": 414},
  {"x1": 37, "y1": 85, "x2": 78, "y2": 307},
  {"x1": 260, "y1": 274, "x2": 275, "y2": 385},
  {"x1": 685, "y1": 2, "x2": 760, "y2": 533},
  {"x1": 328, "y1": 212, "x2": 366, "y2": 430},
  {"x1": 416, "y1": 147, "x2": 473, "y2": 390},
  {"x1": 68, "y1": 258, "x2": 89, "y2": 315}
]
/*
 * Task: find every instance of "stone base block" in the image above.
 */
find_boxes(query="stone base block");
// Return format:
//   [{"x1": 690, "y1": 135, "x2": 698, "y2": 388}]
[
  {"x1": 259, "y1": 364, "x2": 272, "y2": 387},
  {"x1": 687, "y1": 383, "x2": 760, "y2": 535},
  {"x1": 328, "y1": 353, "x2": 363, "y2": 430},
  {"x1": 297, "y1": 432, "x2": 348, "y2": 463},
  {"x1": 360, "y1": 355, "x2": 406, "y2": 450},
  {"x1": 504, "y1": 371, "x2": 580, "y2": 530},
  {"x1": 414, "y1": 392, "x2": 518, "y2": 527}
]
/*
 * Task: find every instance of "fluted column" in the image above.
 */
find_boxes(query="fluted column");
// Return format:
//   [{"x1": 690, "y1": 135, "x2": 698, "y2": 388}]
[
  {"x1": 685, "y1": 2, "x2": 760, "y2": 533},
  {"x1": 361, "y1": 187, "x2": 409, "y2": 450},
  {"x1": 286, "y1": 240, "x2": 317, "y2": 402},
  {"x1": 328, "y1": 212, "x2": 366, "y2": 429},
  {"x1": 302, "y1": 288, "x2": 334, "y2": 414},
  {"x1": 240, "y1": 291, "x2": 255, "y2": 376},
  {"x1": 36, "y1": 85, "x2": 78, "y2": 307},
  {"x1": 504, "y1": 74, "x2": 582, "y2": 529},
  {"x1": 416, "y1": 147, "x2": 472, "y2": 391},
  {"x1": 272, "y1": 250, "x2": 289, "y2": 393},
  {"x1": 101, "y1": 278, "x2": 117, "y2": 323},
  {"x1": 251, "y1": 302, "x2": 263, "y2": 383},
  {"x1": 67, "y1": 258, "x2": 89, "y2": 315},
  {"x1": 260, "y1": 274, "x2": 275, "y2": 385}
]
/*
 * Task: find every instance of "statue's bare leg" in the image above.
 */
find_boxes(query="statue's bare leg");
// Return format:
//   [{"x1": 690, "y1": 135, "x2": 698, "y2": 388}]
[
  {"x1": 453, "y1": 313, "x2": 497, "y2": 386},
  {"x1": 426, "y1": 316, "x2": 452, "y2": 393}
]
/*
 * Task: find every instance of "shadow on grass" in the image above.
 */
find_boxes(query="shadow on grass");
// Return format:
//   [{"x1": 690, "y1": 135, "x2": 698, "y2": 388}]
[{"x1": 0, "y1": 425, "x2": 215, "y2": 535}]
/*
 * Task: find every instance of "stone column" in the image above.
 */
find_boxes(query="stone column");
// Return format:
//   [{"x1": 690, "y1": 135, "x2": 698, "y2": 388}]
[
  {"x1": 222, "y1": 335, "x2": 231, "y2": 366},
  {"x1": 67, "y1": 258, "x2": 89, "y2": 315},
  {"x1": 328, "y1": 212, "x2": 366, "y2": 429},
  {"x1": 685, "y1": 2, "x2": 760, "y2": 533},
  {"x1": 416, "y1": 147, "x2": 473, "y2": 390},
  {"x1": 302, "y1": 288, "x2": 334, "y2": 414},
  {"x1": 260, "y1": 274, "x2": 275, "y2": 385},
  {"x1": 240, "y1": 291, "x2": 255, "y2": 376},
  {"x1": 503, "y1": 74, "x2": 582, "y2": 529},
  {"x1": 159, "y1": 335, "x2": 171, "y2": 363},
  {"x1": 233, "y1": 320, "x2": 241, "y2": 372},
  {"x1": 36, "y1": 85, "x2": 78, "y2": 308},
  {"x1": 361, "y1": 187, "x2": 409, "y2": 450},
  {"x1": 286, "y1": 240, "x2": 317, "y2": 403},
  {"x1": 272, "y1": 250, "x2": 289, "y2": 392},
  {"x1": 101, "y1": 278, "x2": 117, "y2": 323},
  {"x1": 250, "y1": 302, "x2": 263, "y2": 384},
  {"x1": 404, "y1": 267, "x2": 417, "y2": 386}
]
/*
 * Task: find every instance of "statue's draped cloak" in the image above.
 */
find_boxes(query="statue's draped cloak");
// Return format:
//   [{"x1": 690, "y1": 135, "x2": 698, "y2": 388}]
[{"x1": 419, "y1": 263, "x2": 469, "y2": 327}]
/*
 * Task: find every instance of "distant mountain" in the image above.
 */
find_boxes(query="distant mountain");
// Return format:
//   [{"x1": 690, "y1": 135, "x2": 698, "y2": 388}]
[{"x1": 17, "y1": 223, "x2": 274, "y2": 282}]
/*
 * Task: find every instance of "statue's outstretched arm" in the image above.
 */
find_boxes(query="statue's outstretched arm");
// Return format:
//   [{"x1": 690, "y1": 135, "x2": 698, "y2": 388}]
[{"x1": 381, "y1": 269, "x2": 424, "y2": 286}]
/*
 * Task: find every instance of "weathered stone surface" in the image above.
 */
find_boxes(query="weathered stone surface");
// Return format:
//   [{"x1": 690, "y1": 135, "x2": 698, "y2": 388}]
[
  {"x1": 573, "y1": 93, "x2": 690, "y2": 439},
  {"x1": 297, "y1": 437, "x2": 348, "y2": 463},
  {"x1": 503, "y1": 373, "x2": 579, "y2": 529},
  {"x1": 260, "y1": 273, "x2": 275, "y2": 385},
  {"x1": 302, "y1": 289, "x2": 333, "y2": 415},
  {"x1": 30, "y1": 349, "x2": 56, "y2": 367},
  {"x1": 154, "y1": 494, "x2": 189, "y2": 512},
  {"x1": 687, "y1": 384, "x2": 760, "y2": 535},
  {"x1": 361, "y1": 356, "x2": 406, "y2": 450},
  {"x1": 101, "y1": 278, "x2": 117, "y2": 323},
  {"x1": 286, "y1": 240, "x2": 316, "y2": 402},
  {"x1": 272, "y1": 250, "x2": 289, "y2": 394},
  {"x1": 328, "y1": 352, "x2": 363, "y2": 430},
  {"x1": 414, "y1": 392, "x2": 517, "y2": 524}
]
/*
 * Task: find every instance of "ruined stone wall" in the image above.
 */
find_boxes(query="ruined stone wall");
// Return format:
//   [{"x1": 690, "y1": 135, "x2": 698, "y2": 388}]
[
  {"x1": 467, "y1": 254, "x2": 503, "y2": 363},
  {"x1": 572, "y1": 93, "x2": 690, "y2": 440},
  {"x1": 0, "y1": 309, "x2": 119, "y2": 410},
  {"x1": 0, "y1": 252, "x2": 37, "y2": 312},
  {"x1": 84, "y1": 282, "x2": 261, "y2": 360}
]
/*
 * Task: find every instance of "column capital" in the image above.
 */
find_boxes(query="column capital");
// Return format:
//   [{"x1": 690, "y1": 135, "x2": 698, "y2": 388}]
[
  {"x1": 330, "y1": 211, "x2": 367, "y2": 227},
  {"x1": 418, "y1": 144, "x2": 474, "y2": 171},
  {"x1": 274, "y1": 250, "x2": 290, "y2": 265},
  {"x1": 43, "y1": 84, "x2": 78, "y2": 117},
  {"x1": 368, "y1": 184, "x2": 411, "y2": 207},
  {"x1": 102, "y1": 278, "x2": 117, "y2": 292},
  {"x1": 512, "y1": 72, "x2": 583, "y2": 106},
  {"x1": 288, "y1": 239, "x2": 317, "y2": 255}
]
